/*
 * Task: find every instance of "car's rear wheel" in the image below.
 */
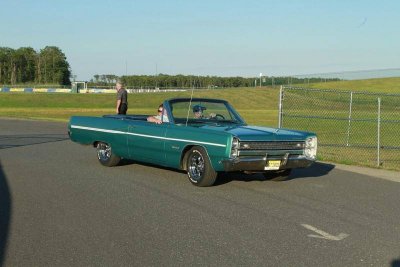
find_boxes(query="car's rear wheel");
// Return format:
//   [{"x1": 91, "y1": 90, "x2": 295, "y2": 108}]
[
  {"x1": 186, "y1": 146, "x2": 217, "y2": 187},
  {"x1": 96, "y1": 142, "x2": 121, "y2": 167},
  {"x1": 263, "y1": 169, "x2": 292, "y2": 181}
]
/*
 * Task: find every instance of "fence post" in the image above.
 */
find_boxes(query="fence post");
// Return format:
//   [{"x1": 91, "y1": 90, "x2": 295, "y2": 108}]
[
  {"x1": 377, "y1": 97, "x2": 381, "y2": 167},
  {"x1": 346, "y1": 92, "x2": 353, "y2": 146},
  {"x1": 278, "y1": 85, "x2": 283, "y2": 128}
]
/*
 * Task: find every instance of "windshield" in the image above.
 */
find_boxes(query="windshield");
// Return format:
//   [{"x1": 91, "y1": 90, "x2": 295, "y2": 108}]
[{"x1": 169, "y1": 99, "x2": 245, "y2": 125}]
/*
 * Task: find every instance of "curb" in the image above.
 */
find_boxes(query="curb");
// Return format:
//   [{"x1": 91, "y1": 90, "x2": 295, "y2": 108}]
[{"x1": 324, "y1": 161, "x2": 400, "y2": 183}]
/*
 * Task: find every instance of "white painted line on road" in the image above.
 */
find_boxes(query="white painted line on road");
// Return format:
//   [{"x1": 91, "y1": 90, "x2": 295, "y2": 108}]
[{"x1": 301, "y1": 224, "x2": 349, "y2": 241}]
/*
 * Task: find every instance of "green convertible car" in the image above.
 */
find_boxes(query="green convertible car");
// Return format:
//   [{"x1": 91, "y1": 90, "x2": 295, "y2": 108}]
[{"x1": 68, "y1": 98, "x2": 317, "y2": 186}]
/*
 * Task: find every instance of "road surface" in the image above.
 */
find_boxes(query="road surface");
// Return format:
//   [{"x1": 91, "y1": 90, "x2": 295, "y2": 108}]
[{"x1": 0, "y1": 119, "x2": 399, "y2": 266}]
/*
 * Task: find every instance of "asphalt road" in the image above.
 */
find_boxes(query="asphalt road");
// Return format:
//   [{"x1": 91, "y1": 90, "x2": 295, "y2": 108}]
[{"x1": 0, "y1": 118, "x2": 399, "y2": 267}]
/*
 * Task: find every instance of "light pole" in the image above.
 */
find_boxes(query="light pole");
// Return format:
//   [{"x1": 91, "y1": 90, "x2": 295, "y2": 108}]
[{"x1": 155, "y1": 63, "x2": 158, "y2": 89}]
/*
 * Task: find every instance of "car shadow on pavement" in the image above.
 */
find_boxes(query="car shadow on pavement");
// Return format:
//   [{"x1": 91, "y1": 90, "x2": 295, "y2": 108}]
[
  {"x1": 214, "y1": 162, "x2": 335, "y2": 186},
  {"x1": 289, "y1": 162, "x2": 335, "y2": 179},
  {"x1": 117, "y1": 159, "x2": 137, "y2": 166},
  {"x1": 0, "y1": 161, "x2": 11, "y2": 266},
  {"x1": 392, "y1": 258, "x2": 400, "y2": 267},
  {"x1": 118, "y1": 160, "x2": 335, "y2": 186}
]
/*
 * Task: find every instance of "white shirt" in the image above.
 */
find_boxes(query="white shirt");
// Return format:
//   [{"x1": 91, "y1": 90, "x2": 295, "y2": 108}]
[{"x1": 154, "y1": 114, "x2": 169, "y2": 123}]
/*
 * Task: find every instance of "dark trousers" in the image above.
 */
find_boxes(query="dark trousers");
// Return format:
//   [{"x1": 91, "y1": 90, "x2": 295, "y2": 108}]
[{"x1": 118, "y1": 103, "x2": 128, "y2": 115}]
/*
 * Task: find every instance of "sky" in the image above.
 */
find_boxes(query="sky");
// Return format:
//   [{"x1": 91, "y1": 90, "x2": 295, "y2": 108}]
[{"x1": 1, "y1": 0, "x2": 399, "y2": 80}]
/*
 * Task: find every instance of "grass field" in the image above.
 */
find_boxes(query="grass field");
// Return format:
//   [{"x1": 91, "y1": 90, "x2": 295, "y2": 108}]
[
  {"x1": 1, "y1": 77, "x2": 399, "y2": 171},
  {"x1": 300, "y1": 77, "x2": 400, "y2": 93},
  {"x1": 0, "y1": 88, "x2": 280, "y2": 126}
]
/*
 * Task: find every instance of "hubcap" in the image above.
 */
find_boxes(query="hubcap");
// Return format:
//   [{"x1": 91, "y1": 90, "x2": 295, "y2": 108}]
[
  {"x1": 188, "y1": 151, "x2": 205, "y2": 181},
  {"x1": 97, "y1": 143, "x2": 111, "y2": 161}
]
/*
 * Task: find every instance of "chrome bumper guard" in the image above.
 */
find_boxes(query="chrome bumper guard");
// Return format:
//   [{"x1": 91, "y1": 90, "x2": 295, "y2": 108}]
[{"x1": 222, "y1": 154, "x2": 314, "y2": 172}]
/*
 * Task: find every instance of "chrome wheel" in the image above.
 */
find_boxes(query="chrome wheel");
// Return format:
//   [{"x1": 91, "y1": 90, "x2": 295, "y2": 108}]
[
  {"x1": 95, "y1": 142, "x2": 121, "y2": 167},
  {"x1": 188, "y1": 150, "x2": 205, "y2": 182},
  {"x1": 186, "y1": 146, "x2": 217, "y2": 187},
  {"x1": 97, "y1": 143, "x2": 111, "y2": 161}
]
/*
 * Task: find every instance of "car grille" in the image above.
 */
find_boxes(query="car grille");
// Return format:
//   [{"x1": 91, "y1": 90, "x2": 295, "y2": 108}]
[{"x1": 239, "y1": 141, "x2": 305, "y2": 150}]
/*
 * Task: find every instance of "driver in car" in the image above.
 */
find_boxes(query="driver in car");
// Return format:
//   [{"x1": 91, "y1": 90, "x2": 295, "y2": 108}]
[{"x1": 193, "y1": 105, "x2": 216, "y2": 119}]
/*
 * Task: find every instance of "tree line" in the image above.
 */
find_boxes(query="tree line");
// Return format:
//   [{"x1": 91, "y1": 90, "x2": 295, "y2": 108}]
[
  {"x1": 90, "y1": 73, "x2": 340, "y2": 88},
  {"x1": 0, "y1": 46, "x2": 71, "y2": 85},
  {"x1": 0, "y1": 45, "x2": 340, "y2": 88}
]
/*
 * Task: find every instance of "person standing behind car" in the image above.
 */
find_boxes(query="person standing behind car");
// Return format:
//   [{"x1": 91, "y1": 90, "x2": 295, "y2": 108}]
[{"x1": 115, "y1": 81, "x2": 128, "y2": 114}]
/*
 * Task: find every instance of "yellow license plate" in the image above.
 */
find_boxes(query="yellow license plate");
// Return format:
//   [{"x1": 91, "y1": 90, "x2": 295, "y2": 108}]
[{"x1": 265, "y1": 160, "x2": 281, "y2": 170}]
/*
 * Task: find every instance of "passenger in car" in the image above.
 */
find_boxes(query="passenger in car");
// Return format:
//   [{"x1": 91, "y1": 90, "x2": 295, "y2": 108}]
[{"x1": 147, "y1": 104, "x2": 169, "y2": 124}]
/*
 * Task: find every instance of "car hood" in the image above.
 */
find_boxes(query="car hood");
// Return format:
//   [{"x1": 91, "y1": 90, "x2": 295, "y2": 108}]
[{"x1": 199, "y1": 124, "x2": 313, "y2": 141}]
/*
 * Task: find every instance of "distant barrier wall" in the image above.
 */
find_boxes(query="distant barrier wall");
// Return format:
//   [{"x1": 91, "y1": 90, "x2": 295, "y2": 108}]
[
  {"x1": 1, "y1": 88, "x2": 187, "y2": 93},
  {"x1": 0, "y1": 88, "x2": 71, "y2": 93},
  {"x1": 76, "y1": 88, "x2": 187, "y2": 93}
]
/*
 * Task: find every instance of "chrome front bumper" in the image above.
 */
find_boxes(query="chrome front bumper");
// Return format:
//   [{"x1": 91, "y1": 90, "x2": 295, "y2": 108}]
[{"x1": 222, "y1": 154, "x2": 314, "y2": 172}]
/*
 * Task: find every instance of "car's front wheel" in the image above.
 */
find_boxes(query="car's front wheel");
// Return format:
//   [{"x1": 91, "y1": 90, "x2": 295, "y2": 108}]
[
  {"x1": 186, "y1": 146, "x2": 217, "y2": 187},
  {"x1": 96, "y1": 142, "x2": 121, "y2": 167},
  {"x1": 263, "y1": 169, "x2": 292, "y2": 181}
]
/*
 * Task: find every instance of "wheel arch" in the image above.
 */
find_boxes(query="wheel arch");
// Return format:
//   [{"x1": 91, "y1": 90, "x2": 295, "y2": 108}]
[
  {"x1": 93, "y1": 141, "x2": 101, "y2": 148},
  {"x1": 180, "y1": 144, "x2": 210, "y2": 171}
]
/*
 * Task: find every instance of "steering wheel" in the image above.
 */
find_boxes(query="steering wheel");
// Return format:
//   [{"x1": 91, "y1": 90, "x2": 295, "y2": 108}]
[{"x1": 212, "y1": 114, "x2": 225, "y2": 120}]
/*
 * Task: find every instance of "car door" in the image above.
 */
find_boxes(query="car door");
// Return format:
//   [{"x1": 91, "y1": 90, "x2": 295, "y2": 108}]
[{"x1": 127, "y1": 120, "x2": 168, "y2": 164}]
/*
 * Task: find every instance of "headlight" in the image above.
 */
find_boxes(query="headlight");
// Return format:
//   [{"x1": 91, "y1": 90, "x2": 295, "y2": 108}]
[
  {"x1": 304, "y1": 136, "x2": 317, "y2": 159},
  {"x1": 231, "y1": 137, "x2": 239, "y2": 158}
]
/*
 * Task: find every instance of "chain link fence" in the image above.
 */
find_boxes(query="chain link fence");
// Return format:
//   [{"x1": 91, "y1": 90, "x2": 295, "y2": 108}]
[{"x1": 279, "y1": 86, "x2": 400, "y2": 171}]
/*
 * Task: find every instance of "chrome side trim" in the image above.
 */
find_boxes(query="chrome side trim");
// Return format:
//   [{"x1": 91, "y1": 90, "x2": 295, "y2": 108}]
[{"x1": 71, "y1": 125, "x2": 226, "y2": 147}]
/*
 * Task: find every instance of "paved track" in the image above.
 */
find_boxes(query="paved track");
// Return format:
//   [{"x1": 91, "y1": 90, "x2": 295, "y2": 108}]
[{"x1": 0, "y1": 119, "x2": 399, "y2": 266}]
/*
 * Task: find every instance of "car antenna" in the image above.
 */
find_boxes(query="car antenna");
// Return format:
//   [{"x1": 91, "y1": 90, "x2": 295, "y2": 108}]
[{"x1": 185, "y1": 82, "x2": 195, "y2": 126}]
